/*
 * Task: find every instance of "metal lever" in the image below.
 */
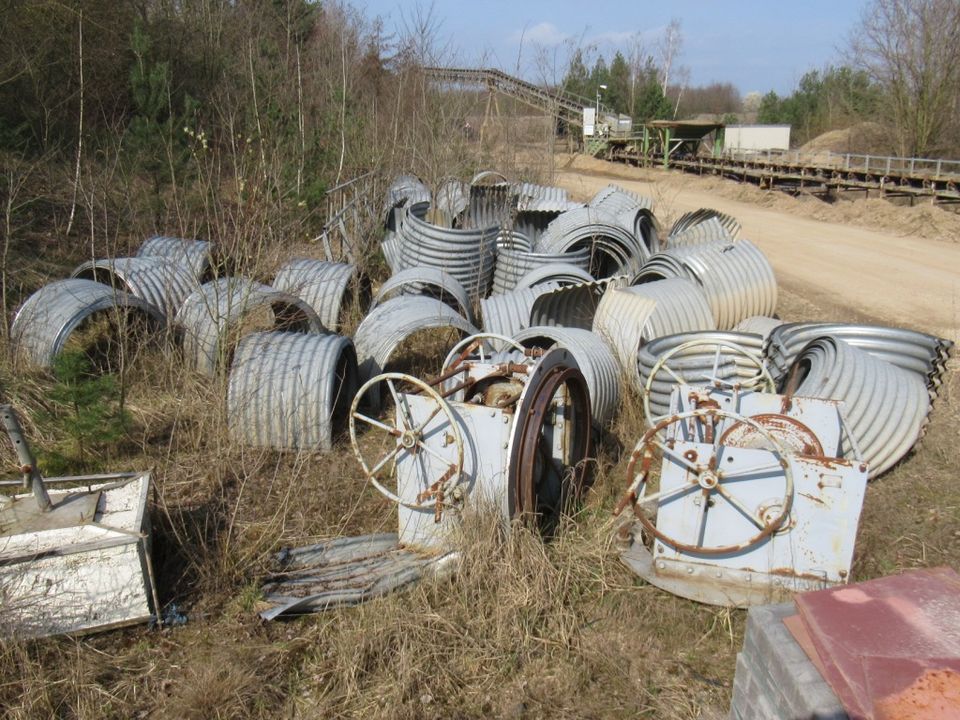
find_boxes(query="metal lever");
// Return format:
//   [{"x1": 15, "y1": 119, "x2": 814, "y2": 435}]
[{"x1": 1, "y1": 404, "x2": 51, "y2": 511}]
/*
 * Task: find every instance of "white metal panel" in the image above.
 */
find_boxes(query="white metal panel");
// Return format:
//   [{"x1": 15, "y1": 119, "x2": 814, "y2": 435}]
[{"x1": 725, "y1": 125, "x2": 791, "y2": 152}]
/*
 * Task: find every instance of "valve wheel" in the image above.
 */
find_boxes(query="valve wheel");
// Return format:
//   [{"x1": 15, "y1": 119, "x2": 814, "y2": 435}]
[
  {"x1": 615, "y1": 407, "x2": 794, "y2": 556},
  {"x1": 441, "y1": 332, "x2": 533, "y2": 373},
  {"x1": 643, "y1": 339, "x2": 776, "y2": 427},
  {"x1": 349, "y1": 372, "x2": 464, "y2": 510}
]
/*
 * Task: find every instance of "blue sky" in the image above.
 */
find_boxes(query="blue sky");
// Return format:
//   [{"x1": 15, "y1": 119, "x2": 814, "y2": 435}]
[{"x1": 356, "y1": 0, "x2": 868, "y2": 95}]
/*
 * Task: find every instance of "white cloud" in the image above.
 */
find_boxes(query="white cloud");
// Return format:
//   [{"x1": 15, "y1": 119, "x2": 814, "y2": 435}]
[{"x1": 511, "y1": 21, "x2": 569, "y2": 47}]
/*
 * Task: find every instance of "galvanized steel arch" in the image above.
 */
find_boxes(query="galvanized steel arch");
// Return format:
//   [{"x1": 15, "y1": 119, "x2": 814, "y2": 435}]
[
  {"x1": 514, "y1": 325, "x2": 622, "y2": 427},
  {"x1": 71, "y1": 257, "x2": 198, "y2": 319},
  {"x1": 479, "y1": 283, "x2": 560, "y2": 339},
  {"x1": 512, "y1": 262, "x2": 594, "y2": 292},
  {"x1": 137, "y1": 236, "x2": 212, "y2": 281},
  {"x1": 272, "y1": 259, "x2": 360, "y2": 334},
  {"x1": 535, "y1": 206, "x2": 649, "y2": 278},
  {"x1": 528, "y1": 276, "x2": 626, "y2": 330},
  {"x1": 371, "y1": 266, "x2": 473, "y2": 323},
  {"x1": 227, "y1": 331, "x2": 359, "y2": 451},
  {"x1": 788, "y1": 336, "x2": 931, "y2": 478},
  {"x1": 492, "y1": 247, "x2": 591, "y2": 294},
  {"x1": 10, "y1": 278, "x2": 166, "y2": 368},
  {"x1": 353, "y1": 295, "x2": 478, "y2": 382},
  {"x1": 175, "y1": 277, "x2": 324, "y2": 376},
  {"x1": 734, "y1": 315, "x2": 785, "y2": 339}
]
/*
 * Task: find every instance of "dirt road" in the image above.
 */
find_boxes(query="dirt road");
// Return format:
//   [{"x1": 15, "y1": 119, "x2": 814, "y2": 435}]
[{"x1": 554, "y1": 162, "x2": 960, "y2": 343}]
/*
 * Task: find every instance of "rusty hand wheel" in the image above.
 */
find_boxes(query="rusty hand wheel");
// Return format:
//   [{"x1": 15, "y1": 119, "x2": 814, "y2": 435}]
[
  {"x1": 349, "y1": 372, "x2": 464, "y2": 510},
  {"x1": 642, "y1": 338, "x2": 776, "y2": 427},
  {"x1": 615, "y1": 407, "x2": 794, "y2": 556},
  {"x1": 441, "y1": 332, "x2": 533, "y2": 373}
]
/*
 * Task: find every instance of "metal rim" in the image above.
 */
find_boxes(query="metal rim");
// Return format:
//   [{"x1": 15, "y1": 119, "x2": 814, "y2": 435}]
[
  {"x1": 643, "y1": 338, "x2": 775, "y2": 426},
  {"x1": 349, "y1": 372, "x2": 464, "y2": 510},
  {"x1": 616, "y1": 407, "x2": 794, "y2": 556}
]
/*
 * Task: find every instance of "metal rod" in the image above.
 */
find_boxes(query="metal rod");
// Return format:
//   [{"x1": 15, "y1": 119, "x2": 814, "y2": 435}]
[{"x1": 0, "y1": 404, "x2": 51, "y2": 511}]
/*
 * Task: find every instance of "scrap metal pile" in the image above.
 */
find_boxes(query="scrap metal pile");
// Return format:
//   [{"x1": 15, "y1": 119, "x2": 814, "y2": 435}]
[{"x1": 8, "y1": 170, "x2": 954, "y2": 618}]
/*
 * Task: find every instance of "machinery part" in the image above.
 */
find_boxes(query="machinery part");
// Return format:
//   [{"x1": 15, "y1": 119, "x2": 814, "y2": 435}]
[
  {"x1": 349, "y1": 372, "x2": 464, "y2": 511},
  {"x1": 10, "y1": 279, "x2": 166, "y2": 368},
  {"x1": 71, "y1": 257, "x2": 197, "y2": 320},
  {"x1": 507, "y1": 348, "x2": 592, "y2": 531},
  {"x1": 227, "y1": 332, "x2": 358, "y2": 451},
  {"x1": 272, "y1": 259, "x2": 362, "y2": 334},
  {"x1": 372, "y1": 266, "x2": 473, "y2": 324},
  {"x1": 641, "y1": 336, "x2": 775, "y2": 425},
  {"x1": 616, "y1": 407, "x2": 794, "y2": 556},
  {"x1": 137, "y1": 235, "x2": 212, "y2": 281},
  {"x1": 514, "y1": 326, "x2": 621, "y2": 428},
  {"x1": 0, "y1": 405, "x2": 51, "y2": 511},
  {"x1": 441, "y1": 333, "x2": 531, "y2": 373},
  {"x1": 174, "y1": 277, "x2": 324, "y2": 376}
]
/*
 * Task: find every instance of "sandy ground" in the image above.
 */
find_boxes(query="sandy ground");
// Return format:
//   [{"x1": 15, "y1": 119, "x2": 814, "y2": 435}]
[{"x1": 552, "y1": 157, "x2": 960, "y2": 343}]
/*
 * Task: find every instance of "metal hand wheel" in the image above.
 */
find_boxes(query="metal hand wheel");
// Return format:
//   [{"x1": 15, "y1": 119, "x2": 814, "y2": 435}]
[
  {"x1": 441, "y1": 332, "x2": 533, "y2": 373},
  {"x1": 614, "y1": 407, "x2": 794, "y2": 556},
  {"x1": 349, "y1": 372, "x2": 464, "y2": 510},
  {"x1": 642, "y1": 338, "x2": 776, "y2": 426}
]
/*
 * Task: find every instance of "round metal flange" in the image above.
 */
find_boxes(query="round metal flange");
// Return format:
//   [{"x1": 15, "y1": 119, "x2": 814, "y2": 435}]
[
  {"x1": 349, "y1": 371, "x2": 464, "y2": 510},
  {"x1": 616, "y1": 407, "x2": 794, "y2": 556}
]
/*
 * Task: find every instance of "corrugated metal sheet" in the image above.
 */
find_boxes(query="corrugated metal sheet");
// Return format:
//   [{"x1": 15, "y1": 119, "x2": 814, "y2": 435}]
[
  {"x1": 528, "y1": 276, "x2": 626, "y2": 330},
  {"x1": 735, "y1": 315, "x2": 786, "y2": 339},
  {"x1": 790, "y1": 336, "x2": 931, "y2": 478},
  {"x1": 593, "y1": 278, "x2": 716, "y2": 381},
  {"x1": 514, "y1": 325, "x2": 622, "y2": 427},
  {"x1": 513, "y1": 262, "x2": 594, "y2": 292},
  {"x1": 632, "y1": 240, "x2": 778, "y2": 329},
  {"x1": 227, "y1": 331, "x2": 358, "y2": 451},
  {"x1": 433, "y1": 178, "x2": 469, "y2": 226},
  {"x1": 668, "y1": 208, "x2": 741, "y2": 239},
  {"x1": 372, "y1": 266, "x2": 473, "y2": 323},
  {"x1": 495, "y1": 229, "x2": 533, "y2": 252},
  {"x1": 535, "y1": 206, "x2": 649, "y2": 278},
  {"x1": 137, "y1": 236, "x2": 212, "y2": 281},
  {"x1": 589, "y1": 184, "x2": 654, "y2": 214},
  {"x1": 11, "y1": 279, "x2": 166, "y2": 367},
  {"x1": 353, "y1": 295, "x2": 478, "y2": 382},
  {"x1": 175, "y1": 277, "x2": 323, "y2": 376},
  {"x1": 272, "y1": 259, "x2": 358, "y2": 333},
  {"x1": 70, "y1": 257, "x2": 198, "y2": 320},
  {"x1": 479, "y1": 283, "x2": 560, "y2": 338},
  {"x1": 637, "y1": 331, "x2": 767, "y2": 418},
  {"x1": 492, "y1": 247, "x2": 591, "y2": 294},
  {"x1": 385, "y1": 174, "x2": 431, "y2": 225}
]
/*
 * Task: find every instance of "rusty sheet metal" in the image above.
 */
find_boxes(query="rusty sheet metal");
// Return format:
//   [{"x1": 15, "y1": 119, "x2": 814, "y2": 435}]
[
  {"x1": 480, "y1": 283, "x2": 561, "y2": 339},
  {"x1": 137, "y1": 235, "x2": 212, "y2": 281},
  {"x1": 787, "y1": 336, "x2": 931, "y2": 478},
  {"x1": 71, "y1": 257, "x2": 198, "y2": 320},
  {"x1": 175, "y1": 277, "x2": 323, "y2": 376},
  {"x1": 492, "y1": 247, "x2": 591, "y2": 294},
  {"x1": 632, "y1": 240, "x2": 778, "y2": 330},
  {"x1": 11, "y1": 279, "x2": 166, "y2": 368},
  {"x1": 372, "y1": 266, "x2": 473, "y2": 324},
  {"x1": 514, "y1": 325, "x2": 621, "y2": 427},
  {"x1": 353, "y1": 295, "x2": 478, "y2": 382},
  {"x1": 260, "y1": 533, "x2": 455, "y2": 619},
  {"x1": 227, "y1": 331, "x2": 358, "y2": 451},
  {"x1": 272, "y1": 259, "x2": 358, "y2": 334},
  {"x1": 765, "y1": 322, "x2": 953, "y2": 398}
]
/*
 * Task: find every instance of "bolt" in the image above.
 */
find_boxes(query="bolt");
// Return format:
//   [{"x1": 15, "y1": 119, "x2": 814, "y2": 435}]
[
  {"x1": 502, "y1": 442, "x2": 508, "y2": 449},
  {"x1": 502, "y1": 415, "x2": 509, "y2": 424},
  {"x1": 686, "y1": 567, "x2": 694, "y2": 574},
  {"x1": 657, "y1": 562, "x2": 666, "y2": 570}
]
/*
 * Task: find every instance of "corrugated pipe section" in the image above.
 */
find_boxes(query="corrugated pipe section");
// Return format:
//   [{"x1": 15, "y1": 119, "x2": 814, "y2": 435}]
[
  {"x1": 492, "y1": 247, "x2": 591, "y2": 294},
  {"x1": 515, "y1": 182, "x2": 576, "y2": 213},
  {"x1": 71, "y1": 257, "x2": 197, "y2": 320},
  {"x1": 393, "y1": 209, "x2": 499, "y2": 301},
  {"x1": 787, "y1": 336, "x2": 931, "y2": 478},
  {"x1": 385, "y1": 174, "x2": 431, "y2": 227},
  {"x1": 496, "y1": 230, "x2": 533, "y2": 252},
  {"x1": 668, "y1": 209, "x2": 741, "y2": 239},
  {"x1": 11, "y1": 278, "x2": 166, "y2": 367},
  {"x1": 480, "y1": 283, "x2": 560, "y2": 338},
  {"x1": 588, "y1": 184, "x2": 659, "y2": 254},
  {"x1": 535, "y1": 206, "x2": 649, "y2": 278},
  {"x1": 593, "y1": 278, "x2": 716, "y2": 381},
  {"x1": 529, "y1": 277, "x2": 625, "y2": 330},
  {"x1": 765, "y1": 322, "x2": 953, "y2": 398},
  {"x1": 175, "y1": 277, "x2": 323, "y2": 376},
  {"x1": 227, "y1": 331, "x2": 358, "y2": 452},
  {"x1": 372, "y1": 266, "x2": 473, "y2": 324},
  {"x1": 514, "y1": 325, "x2": 622, "y2": 428},
  {"x1": 433, "y1": 178, "x2": 469, "y2": 227},
  {"x1": 735, "y1": 315, "x2": 785, "y2": 339},
  {"x1": 353, "y1": 295, "x2": 478, "y2": 382},
  {"x1": 631, "y1": 240, "x2": 778, "y2": 329},
  {"x1": 137, "y1": 235, "x2": 211, "y2": 281},
  {"x1": 589, "y1": 184, "x2": 654, "y2": 213},
  {"x1": 464, "y1": 183, "x2": 516, "y2": 231},
  {"x1": 513, "y1": 263, "x2": 595, "y2": 292},
  {"x1": 272, "y1": 259, "x2": 358, "y2": 334},
  {"x1": 637, "y1": 331, "x2": 767, "y2": 418}
]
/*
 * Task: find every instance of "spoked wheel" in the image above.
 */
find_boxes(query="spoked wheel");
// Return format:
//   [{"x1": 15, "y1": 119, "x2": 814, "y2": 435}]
[
  {"x1": 642, "y1": 339, "x2": 776, "y2": 427},
  {"x1": 508, "y1": 348, "x2": 592, "y2": 534},
  {"x1": 441, "y1": 332, "x2": 534, "y2": 373},
  {"x1": 615, "y1": 407, "x2": 794, "y2": 556},
  {"x1": 349, "y1": 372, "x2": 465, "y2": 514}
]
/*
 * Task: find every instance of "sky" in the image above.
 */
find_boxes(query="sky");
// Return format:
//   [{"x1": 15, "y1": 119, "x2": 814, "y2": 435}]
[{"x1": 355, "y1": 0, "x2": 869, "y2": 96}]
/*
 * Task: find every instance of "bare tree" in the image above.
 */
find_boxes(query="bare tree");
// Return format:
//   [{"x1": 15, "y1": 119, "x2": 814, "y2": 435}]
[
  {"x1": 848, "y1": 0, "x2": 960, "y2": 157},
  {"x1": 657, "y1": 19, "x2": 683, "y2": 96}
]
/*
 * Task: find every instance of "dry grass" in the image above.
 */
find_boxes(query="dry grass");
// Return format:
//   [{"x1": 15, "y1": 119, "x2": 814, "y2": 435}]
[{"x1": 0, "y1": 140, "x2": 957, "y2": 719}]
